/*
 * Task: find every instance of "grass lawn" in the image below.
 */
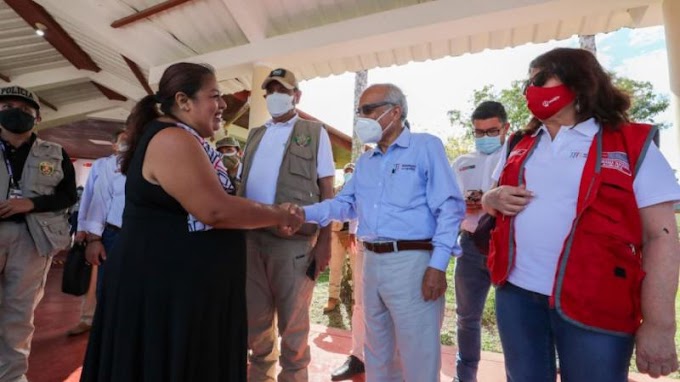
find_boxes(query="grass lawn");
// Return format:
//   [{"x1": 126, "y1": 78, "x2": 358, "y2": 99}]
[{"x1": 310, "y1": 248, "x2": 680, "y2": 378}]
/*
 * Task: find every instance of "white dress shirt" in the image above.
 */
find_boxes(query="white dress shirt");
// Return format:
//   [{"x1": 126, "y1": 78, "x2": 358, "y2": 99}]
[
  {"x1": 244, "y1": 114, "x2": 335, "y2": 204},
  {"x1": 492, "y1": 118, "x2": 680, "y2": 295}
]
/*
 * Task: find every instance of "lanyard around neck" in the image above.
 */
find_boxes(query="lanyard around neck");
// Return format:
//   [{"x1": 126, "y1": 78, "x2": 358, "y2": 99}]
[{"x1": 0, "y1": 140, "x2": 18, "y2": 189}]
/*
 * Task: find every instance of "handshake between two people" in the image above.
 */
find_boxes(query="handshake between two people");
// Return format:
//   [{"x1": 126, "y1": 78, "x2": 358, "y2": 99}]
[{"x1": 275, "y1": 202, "x2": 307, "y2": 236}]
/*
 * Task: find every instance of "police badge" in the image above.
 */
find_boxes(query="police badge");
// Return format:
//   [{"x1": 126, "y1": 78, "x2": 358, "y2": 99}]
[{"x1": 39, "y1": 161, "x2": 55, "y2": 176}]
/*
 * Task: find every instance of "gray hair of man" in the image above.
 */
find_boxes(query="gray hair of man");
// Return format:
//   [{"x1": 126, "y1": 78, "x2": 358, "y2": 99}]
[{"x1": 378, "y1": 83, "x2": 408, "y2": 122}]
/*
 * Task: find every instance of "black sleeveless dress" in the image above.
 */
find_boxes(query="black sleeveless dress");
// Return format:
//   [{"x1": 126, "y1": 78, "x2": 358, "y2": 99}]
[{"x1": 81, "y1": 121, "x2": 247, "y2": 381}]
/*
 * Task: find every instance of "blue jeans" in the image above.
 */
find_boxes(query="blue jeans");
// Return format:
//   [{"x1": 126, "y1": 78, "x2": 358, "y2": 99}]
[
  {"x1": 495, "y1": 282, "x2": 635, "y2": 382},
  {"x1": 454, "y1": 233, "x2": 491, "y2": 382},
  {"x1": 96, "y1": 226, "x2": 119, "y2": 298}
]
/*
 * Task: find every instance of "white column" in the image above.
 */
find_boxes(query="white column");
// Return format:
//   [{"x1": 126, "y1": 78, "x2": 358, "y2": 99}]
[
  {"x1": 662, "y1": 0, "x2": 680, "y2": 157},
  {"x1": 249, "y1": 63, "x2": 273, "y2": 129}
]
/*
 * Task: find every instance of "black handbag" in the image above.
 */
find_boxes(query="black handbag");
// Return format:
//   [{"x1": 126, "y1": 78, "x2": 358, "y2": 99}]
[
  {"x1": 61, "y1": 242, "x2": 92, "y2": 296},
  {"x1": 470, "y1": 132, "x2": 525, "y2": 255}
]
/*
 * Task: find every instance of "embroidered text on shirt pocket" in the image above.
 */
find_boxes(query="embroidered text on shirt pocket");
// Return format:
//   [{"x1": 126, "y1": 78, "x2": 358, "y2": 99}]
[{"x1": 388, "y1": 165, "x2": 421, "y2": 208}]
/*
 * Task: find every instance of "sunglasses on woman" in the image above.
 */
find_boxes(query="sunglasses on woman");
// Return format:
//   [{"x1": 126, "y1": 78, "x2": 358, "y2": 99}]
[{"x1": 522, "y1": 71, "x2": 551, "y2": 94}]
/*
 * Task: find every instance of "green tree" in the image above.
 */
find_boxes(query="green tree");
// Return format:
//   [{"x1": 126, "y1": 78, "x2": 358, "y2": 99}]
[
  {"x1": 444, "y1": 134, "x2": 474, "y2": 162},
  {"x1": 446, "y1": 80, "x2": 530, "y2": 135},
  {"x1": 612, "y1": 74, "x2": 670, "y2": 128},
  {"x1": 447, "y1": 73, "x2": 670, "y2": 135}
]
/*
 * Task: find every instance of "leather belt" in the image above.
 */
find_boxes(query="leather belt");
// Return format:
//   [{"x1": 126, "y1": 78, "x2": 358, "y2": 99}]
[
  {"x1": 363, "y1": 240, "x2": 433, "y2": 254},
  {"x1": 105, "y1": 223, "x2": 121, "y2": 232}
]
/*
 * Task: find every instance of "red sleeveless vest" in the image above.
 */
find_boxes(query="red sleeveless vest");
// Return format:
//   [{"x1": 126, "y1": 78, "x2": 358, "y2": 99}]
[{"x1": 488, "y1": 123, "x2": 656, "y2": 335}]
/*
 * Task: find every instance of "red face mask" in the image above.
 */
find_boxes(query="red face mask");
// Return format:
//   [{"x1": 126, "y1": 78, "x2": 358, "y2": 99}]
[{"x1": 524, "y1": 84, "x2": 576, "y2": 120}]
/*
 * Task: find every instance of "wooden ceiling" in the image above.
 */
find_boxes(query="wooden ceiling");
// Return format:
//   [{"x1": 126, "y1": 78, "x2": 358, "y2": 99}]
[{"x1": 38, "y1": 118, "x2": 123, "y2": 159}]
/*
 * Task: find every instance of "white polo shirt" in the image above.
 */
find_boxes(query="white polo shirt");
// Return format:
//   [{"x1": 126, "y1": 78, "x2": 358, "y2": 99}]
[
  {"x1": 492, "y1": 118, "x2": 680, "y2": 295},
  {"x1": 452, "y1": 147, "x2": 503, "y2": 233},
  {"x1": 244, "y1": 114, "x2": 335, "y2": 204}
]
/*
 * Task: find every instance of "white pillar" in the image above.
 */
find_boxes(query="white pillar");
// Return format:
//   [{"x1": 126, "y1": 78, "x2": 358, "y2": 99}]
[
  {"x1": 249, "y1": 63, "x2": 273, "y2": 129},
  {"x1": 662, "y1": 0, "x2": 680, "y2": 158}
]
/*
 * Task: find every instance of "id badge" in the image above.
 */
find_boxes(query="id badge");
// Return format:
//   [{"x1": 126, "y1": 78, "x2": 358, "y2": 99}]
[{"x1": 8, "y1": 186, "x2": 22, "y2": 199}]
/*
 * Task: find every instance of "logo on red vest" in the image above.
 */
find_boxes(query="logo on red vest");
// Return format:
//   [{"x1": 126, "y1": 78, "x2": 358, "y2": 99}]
[
  {"x1": 508, "y1": 149, "x2": 527, "y2": 159},
  {"x1": 601, "y1": 151, "x2": 631, "y2": 176}
]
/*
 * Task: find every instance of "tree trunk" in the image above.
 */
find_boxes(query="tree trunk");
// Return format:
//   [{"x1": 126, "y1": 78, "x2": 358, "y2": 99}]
[
  {"x1": 579, "y1": 35, "x2": 597, "y2": 55},
  {"x1": 351, "y1": 70, "x2": 368, "y2": 162}
]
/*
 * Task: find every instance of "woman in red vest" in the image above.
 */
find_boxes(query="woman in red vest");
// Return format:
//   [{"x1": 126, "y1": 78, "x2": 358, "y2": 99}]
[{"x1": 482, "y1": 47, "x2": 680, "y2": 381}]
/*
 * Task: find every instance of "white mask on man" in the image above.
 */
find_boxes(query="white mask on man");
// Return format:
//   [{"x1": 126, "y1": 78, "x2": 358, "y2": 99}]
[
  {"x1": 266, "y1": 92, "x2": 294, "y2": 117},
  {"x1": 353, "y1": 107, "x2": 394, "y2": 144}
]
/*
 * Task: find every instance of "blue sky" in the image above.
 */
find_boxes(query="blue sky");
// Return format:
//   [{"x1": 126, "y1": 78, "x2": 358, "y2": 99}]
[{"x1": 297, "y1": 25, "x2": 678, "y2": 169}]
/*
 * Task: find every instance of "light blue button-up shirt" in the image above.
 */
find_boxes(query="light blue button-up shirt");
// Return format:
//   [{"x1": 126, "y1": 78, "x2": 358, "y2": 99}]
[
  {"x1": 304, "y1": 128, "x2": 465, "y2": 271},
  {"x1": 80, "y1": 154, "x2": 126, "y2": 235},
  {"x1": 77, "y1": 157, "x2": 107, "y2": 230}
]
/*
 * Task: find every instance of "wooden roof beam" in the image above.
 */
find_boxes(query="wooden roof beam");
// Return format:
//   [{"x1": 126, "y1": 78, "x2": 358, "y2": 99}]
[
  {"x1": 111, "y1": 0, "x2": 193, "y2": 29},
  {"x1": 5, "y1": 0, "x2": 100, "y2": 72},
  {"x1": 38, "y1": 97, "x2": 58, "y2": 112},
  {"x1": 91, "y1": 81, "x2": 128, "y2": 102},
  {"x1": 122, "y1": 56, "x2": 153, "y2": 95}
]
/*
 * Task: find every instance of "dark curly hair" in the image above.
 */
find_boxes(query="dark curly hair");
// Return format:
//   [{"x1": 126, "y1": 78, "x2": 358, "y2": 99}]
[
  {"x1": 525, "y1": 48, "x2": 630, "y2": 133},
  {"x1": 119, "y1": 62, "x2": 215, "y2": 174}
]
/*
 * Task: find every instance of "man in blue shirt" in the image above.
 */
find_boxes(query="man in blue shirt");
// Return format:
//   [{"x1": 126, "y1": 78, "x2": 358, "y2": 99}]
[
  {"x1": 302, "y1": 84, "x2": 465, "y2": 381},
  {"x1": 83, "y1": 131, "x2": 127, "y2": 297},
  {"x1": 66, "y1": 131, "x2": 126, "y2": 336}
]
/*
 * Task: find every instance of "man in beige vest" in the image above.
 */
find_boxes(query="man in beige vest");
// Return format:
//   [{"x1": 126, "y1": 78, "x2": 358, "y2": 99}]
[
  {"x1": 0, "y1": 86, "x2": 76, "y2": 382},
  {"x1": 238, "y1": 68, "x2": 335, "y2": 382}
]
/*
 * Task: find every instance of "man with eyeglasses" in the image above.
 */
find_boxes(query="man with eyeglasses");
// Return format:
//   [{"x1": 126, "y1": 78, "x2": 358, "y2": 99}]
[
  {"x1": 298, "y1": 83, "x2": 465, "y2": 381},
  {"x1": 450, "y1": 100, "x2": 509, "y2": 382}
]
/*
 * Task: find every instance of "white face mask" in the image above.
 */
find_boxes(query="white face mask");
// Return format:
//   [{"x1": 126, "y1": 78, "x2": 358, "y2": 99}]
[
  {"x1": 353, "y1": 107, "x2": 394, "y2": 144},
  {"x1": 266, "y1": 92, "x2": 294, "y2": 117}
]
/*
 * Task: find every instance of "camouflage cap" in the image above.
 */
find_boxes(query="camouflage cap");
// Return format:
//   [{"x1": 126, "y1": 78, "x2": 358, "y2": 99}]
[
  {"x1": 261, "y1": 68, "x2": 298, "y2": 90},
  {"x1": 0, "y1": 86, "x2": 40, "y2": 111},
  {"x1": 216, "y1": 136, "x2": 241, "y2": 150}
]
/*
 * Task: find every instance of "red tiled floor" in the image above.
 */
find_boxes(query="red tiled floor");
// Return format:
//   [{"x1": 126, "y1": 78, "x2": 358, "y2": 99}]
[{"x1": 28, "y1": 267, "x2": 673, "y2": 382}]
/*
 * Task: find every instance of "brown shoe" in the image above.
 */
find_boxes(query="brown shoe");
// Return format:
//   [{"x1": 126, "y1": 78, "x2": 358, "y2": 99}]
[
  {"x1": 66, "y1": 322, "x2": 91, "y2": 336},
  {"x1": 323, "y1": 297, "x2": 340, "y2": 313}
]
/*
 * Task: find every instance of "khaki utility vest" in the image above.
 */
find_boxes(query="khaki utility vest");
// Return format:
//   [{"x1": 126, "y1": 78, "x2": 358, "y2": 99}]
[
  {"x1": 239, "y1": 118, "x2": 325, "y2": 238},
  {"x1": 0, "y1": 138, "x2": 71, "y2": 256}
]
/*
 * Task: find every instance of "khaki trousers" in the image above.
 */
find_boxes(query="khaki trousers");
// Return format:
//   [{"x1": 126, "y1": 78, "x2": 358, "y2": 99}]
[
  {"x1": 246, "y1": 230, "x2": 315, "y2": 382},
  {"x1": 328, "y1": 232, "x2": 365, "y2": 359},
  {"x1": 327, "y1": 231, "x2": 348, "y2": 300},
  {"x1": 0, "y1": 222, "x2": 52, "y2": 382},
  {"x1": 78, "y1": 265, "x2": 98, "y2": 325}
]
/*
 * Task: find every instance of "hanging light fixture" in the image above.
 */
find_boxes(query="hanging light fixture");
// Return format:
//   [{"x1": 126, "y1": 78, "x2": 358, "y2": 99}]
[{"x1": 35, "y1": 22, "x2": 47, "y2": 36}]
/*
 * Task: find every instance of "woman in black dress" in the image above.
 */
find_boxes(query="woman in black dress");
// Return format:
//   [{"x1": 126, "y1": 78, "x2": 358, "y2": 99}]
[{"x1": 81, "y1": 63, "x2": 302, "y2": 381}]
